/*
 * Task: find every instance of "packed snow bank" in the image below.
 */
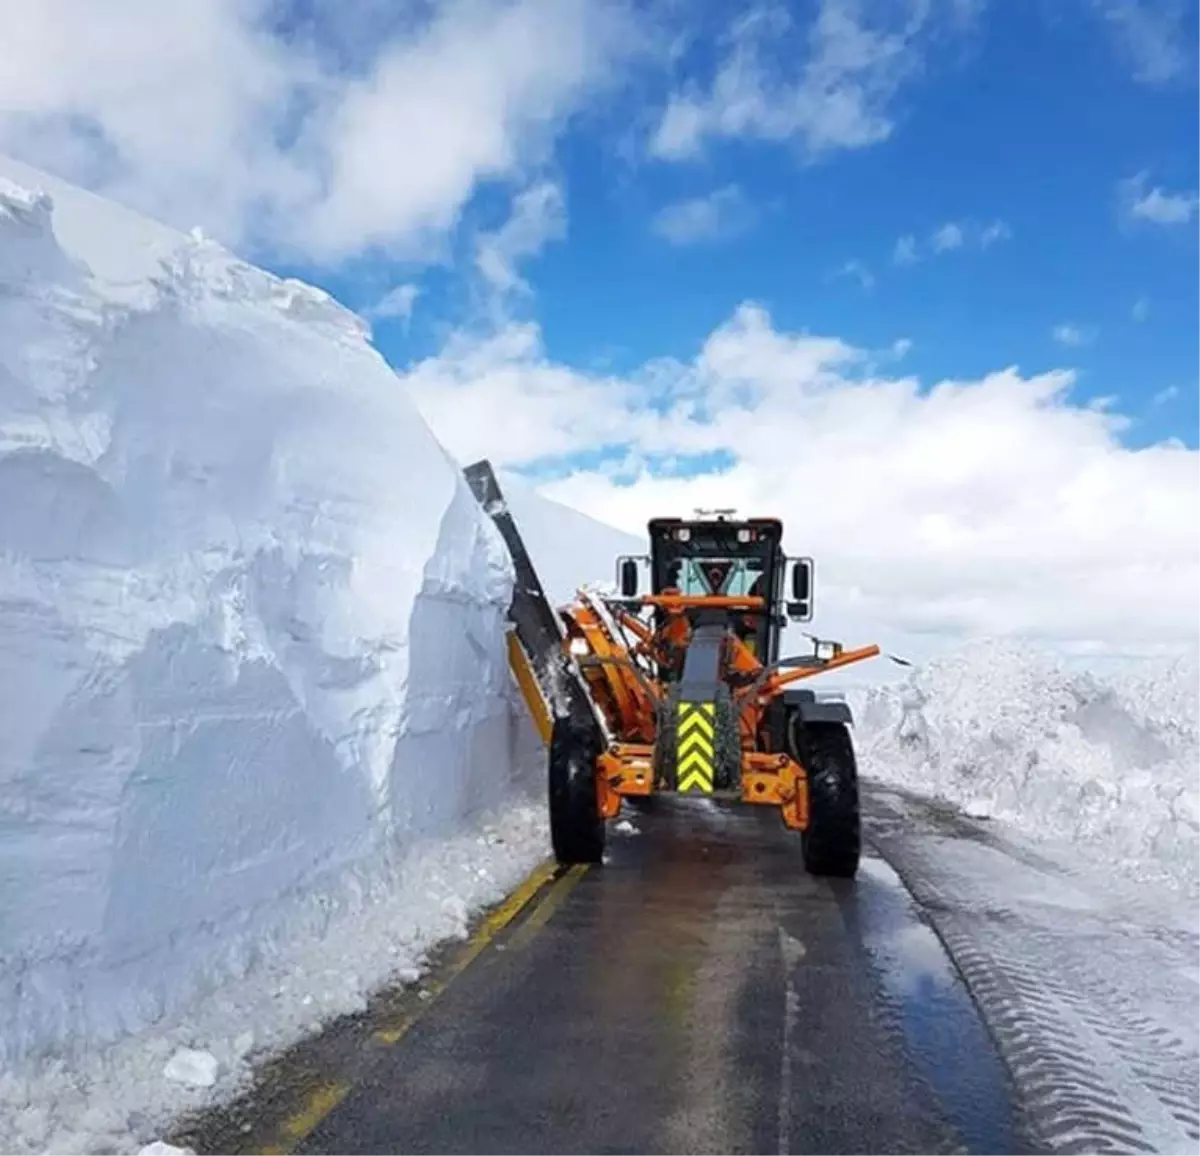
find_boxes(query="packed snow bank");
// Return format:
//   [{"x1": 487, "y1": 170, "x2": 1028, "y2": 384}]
[
  {"x1": 0, "y1": 806, "x2": 551, "y2": 1155},
  {"x1": 851, "y1": 639, "x2": 1199, "y2": 896},
  {"x1": 1, "y1": 152, "x2": 562, "y2": 1122}
]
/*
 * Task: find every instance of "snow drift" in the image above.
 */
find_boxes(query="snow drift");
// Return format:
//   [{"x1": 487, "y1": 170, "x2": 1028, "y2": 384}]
[
  {"x1": 0, "y1": 153, "x2": 634, "y2": 1151},
  {"x1": 852, "y1": 639, "x2": 1199, "y2": 896}
]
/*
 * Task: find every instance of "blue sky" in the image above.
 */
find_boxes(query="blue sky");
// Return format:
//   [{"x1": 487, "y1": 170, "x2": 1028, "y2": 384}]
[
  {"x1": 298, "y1": 0, "x2": 1200, "y2": 451},
  {"x1": 3, "y1": 0, "x2": 1196, "y2": 653}
]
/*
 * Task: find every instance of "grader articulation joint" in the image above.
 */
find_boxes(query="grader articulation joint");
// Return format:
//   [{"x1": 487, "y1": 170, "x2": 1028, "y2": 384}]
[{"x1": 464, "y1": 460, "x2": 880, "y2": 878}]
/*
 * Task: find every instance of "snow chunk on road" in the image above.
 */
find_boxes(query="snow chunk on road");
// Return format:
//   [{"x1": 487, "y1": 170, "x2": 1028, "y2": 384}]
[
  {"x1": 854, "y1": 639, "x2": 1199, "y2": 895},
  {"x1": 163, "y1": 1050, "x2": 219, "y2": 1090}
]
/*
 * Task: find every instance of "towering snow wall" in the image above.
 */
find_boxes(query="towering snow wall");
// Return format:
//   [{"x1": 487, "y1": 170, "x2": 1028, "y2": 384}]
[{"x1": 0, "y1": 156, "x2": 552, "y2": 1071}]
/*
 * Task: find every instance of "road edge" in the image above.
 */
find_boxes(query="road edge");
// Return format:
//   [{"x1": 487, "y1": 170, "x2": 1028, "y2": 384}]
[{"x1": 168, "y1": 856, "x2": 566, "y2": 1155}]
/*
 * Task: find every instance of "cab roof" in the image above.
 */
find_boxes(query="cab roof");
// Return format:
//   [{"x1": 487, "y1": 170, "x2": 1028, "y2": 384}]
[{"x1": 647, "y1": 515, "x2": 783, "y2": 535}]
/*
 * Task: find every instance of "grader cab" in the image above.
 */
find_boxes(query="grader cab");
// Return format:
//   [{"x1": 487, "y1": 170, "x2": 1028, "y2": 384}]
[{"x1": 464, "y1": 461, "x2": 880, "y2": 878}]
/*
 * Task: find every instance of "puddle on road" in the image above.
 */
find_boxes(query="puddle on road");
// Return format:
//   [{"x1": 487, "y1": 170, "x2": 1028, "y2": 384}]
[{"x1": 844, "y1": 854, "x2": 1029, "y2": 1156}]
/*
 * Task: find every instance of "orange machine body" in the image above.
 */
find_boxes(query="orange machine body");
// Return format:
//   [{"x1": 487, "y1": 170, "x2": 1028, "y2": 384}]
[{"x1": 553, "y1": 588, "x2": 879, "y2": 831}]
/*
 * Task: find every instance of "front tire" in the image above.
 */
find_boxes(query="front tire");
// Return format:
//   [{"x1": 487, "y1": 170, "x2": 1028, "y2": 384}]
[
  {"x1": 548, "y1": 717, "x2": 605, "y2": 864},
  {"x1": 791, "y1": 719, "x2": 861, "y2": 878}
]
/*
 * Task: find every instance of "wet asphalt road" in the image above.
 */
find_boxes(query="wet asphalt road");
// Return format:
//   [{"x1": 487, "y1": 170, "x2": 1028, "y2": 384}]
[{"x1": 253, "y1": 793, "x2": 1033, "y2": 1156}]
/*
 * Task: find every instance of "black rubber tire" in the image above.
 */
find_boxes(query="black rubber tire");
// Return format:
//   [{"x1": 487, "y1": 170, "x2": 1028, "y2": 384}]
[
  {"x1": 713, "y1": 684, "x2": 742, "y2": 790},
  {"x1": 548, "y1": 717, "x2": 606, "y2": 864},
  {"x1": 791, "y1": 718, "x2": 861, "y2": 878}
]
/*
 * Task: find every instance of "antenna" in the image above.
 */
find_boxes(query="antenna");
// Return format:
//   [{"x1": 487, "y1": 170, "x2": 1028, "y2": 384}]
[{"x1": 694, "y1": 507, "x2": 738, "y2": 521}]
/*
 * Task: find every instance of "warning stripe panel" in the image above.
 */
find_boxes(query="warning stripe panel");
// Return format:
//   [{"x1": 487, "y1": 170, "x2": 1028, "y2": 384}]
[
  {"x1": 678, "y1": 711, "x2": 714, "y2": 738},
  {"x1": 677, "y1": 731, "x2": 711, "y2": 757},
  {"x1": 676, "y1": 702, "x2": 715, "y2": 794}
]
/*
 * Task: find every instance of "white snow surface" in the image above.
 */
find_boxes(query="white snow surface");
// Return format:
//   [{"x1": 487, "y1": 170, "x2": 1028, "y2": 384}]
[
  {"x1": 851, "y1": 638, "x2": 1200, "y2": 897},
  {"x1": 497, "y1": 473, "x2": 644, "y2": 607},
  {"x1": 0, "y1": 156, "x2": 621, "y2": 1153}
]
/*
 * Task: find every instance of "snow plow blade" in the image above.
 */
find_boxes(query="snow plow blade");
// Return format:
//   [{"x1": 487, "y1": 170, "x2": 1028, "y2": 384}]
[{"x1": 462, "y1": 460, "x2": 602, "y2": 746}]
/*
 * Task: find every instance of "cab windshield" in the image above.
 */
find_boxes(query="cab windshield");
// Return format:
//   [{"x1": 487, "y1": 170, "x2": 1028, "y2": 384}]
[{"x1": 675, "y1": 557, "x2": 765, "y2": 597}]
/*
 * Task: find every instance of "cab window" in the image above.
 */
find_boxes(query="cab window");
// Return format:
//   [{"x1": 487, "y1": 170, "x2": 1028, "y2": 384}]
[{"x1": 677, "y1": 558, "x2": 765, "y2": 597}]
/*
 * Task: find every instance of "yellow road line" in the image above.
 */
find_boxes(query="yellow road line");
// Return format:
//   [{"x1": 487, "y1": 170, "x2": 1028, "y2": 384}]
[
  {"x1": 373, "y1": 857, "x2": 560, "y2": 1044},
  {"x1": 255, "y1": 856, "x2": 559, "y2": 1154},
  {"x1": 505, "y1": 863, "x2": 589, "y2": 952},
  {"x1": 258, "y1": 1081, "x2": 351, "y2": 1154}
]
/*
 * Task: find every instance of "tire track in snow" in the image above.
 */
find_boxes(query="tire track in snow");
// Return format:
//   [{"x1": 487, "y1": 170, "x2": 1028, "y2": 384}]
[
  {"x1": 867, "y1": 790, "x2": 1199, "y2": 1155},
  {"x1": 922, "y1": 918, "x2": 1194, "y2": 1154}
]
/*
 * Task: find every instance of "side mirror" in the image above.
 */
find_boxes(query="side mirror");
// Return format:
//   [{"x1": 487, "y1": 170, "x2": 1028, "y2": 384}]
[
  {"x1": 787, "y1": 558, "x2": 813, "y2": 621},
  {"x1": 619, "y1": 557, "x2": 639, "y2": 598}
]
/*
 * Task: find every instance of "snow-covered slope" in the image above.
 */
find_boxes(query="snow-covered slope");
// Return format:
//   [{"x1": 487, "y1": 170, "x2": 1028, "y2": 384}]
[
  {"x1": 0, "y1": 156, "x2": 641, "y2": 1152},
  {"x1": 498, "y1": 471, "x2": 645, "y2": 605},
  {"x1": 852, "y1": 639, "x2": 1199, "y2": 896}
]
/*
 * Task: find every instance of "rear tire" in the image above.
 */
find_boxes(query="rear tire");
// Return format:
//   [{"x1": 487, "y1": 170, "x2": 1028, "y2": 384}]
[
  {"x1": 548, "y1": 717, "x2": 606, "y2": 865},
  {"x1": 791, "y1": 719, "x2": 861, "y2": 878}
]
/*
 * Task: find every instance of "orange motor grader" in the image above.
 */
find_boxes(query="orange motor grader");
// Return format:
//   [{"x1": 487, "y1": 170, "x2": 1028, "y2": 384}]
[{"x1": 464, "y1": 460, "x2": 880, "y2": 878}]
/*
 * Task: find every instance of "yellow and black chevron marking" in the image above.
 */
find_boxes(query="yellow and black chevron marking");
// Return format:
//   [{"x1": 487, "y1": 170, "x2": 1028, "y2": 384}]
[{"x1": 676, "y1": 701, "x2": 716, "y2": 793}]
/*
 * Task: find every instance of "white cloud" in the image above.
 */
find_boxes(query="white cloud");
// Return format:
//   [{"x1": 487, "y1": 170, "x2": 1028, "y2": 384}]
[
  {"x1": 363, "y1": 283, "x2": 420, "y2": 325},
  {"x1": 1119, "y1": 171, "x2": 1200, "y2": 225},
  {"x1": 476, "y1": 180, "x2": 567, "y2": 296},
  {"x1": 1091, "y1": 0, "x2": 1194, "y2": 84},
  {"x1": 1153, "y1": 385, "x2": 1180, "y2": 405},
  {"x1": 0, "y1": 0, "x2": 302, "y2": 249},
  {"x1": 649, "y1": 0, "x2": 960, "y2": 162},
  {"x1": 897, "y1": 217, "x2": 1012, "y2": 262},
  {"x1": 0, "y1": 0, "x2": 645, "y2": 263},
  {"x1": 652, "y1": 184, "x2": 755, "y2": 245},
  {"x1": 401, "y1": 322, "x2": 643, "y2": 467},
  {"x1": 835, "y1": 259, "x2": 875, "y2": 290},
  {"x1": 1132, "y1": 296, "x2": 1150, "y2": 321},
  {"x1": 1052, "y1": 322, "x2": 1097, "y2": 347},
  {"x1": 979, "y1": 218, "x2": 1012, "y2": 247},
  {"x1": 399, "y1": 303, "x2": 1199, "y2": 657},
  {"x1": 1133, "y1": 187, "x2": 1200, "y2": 224},
  {"x1": 948, "y1": 0, "x2": 990, "y2": 26},
  {"x1": 931, "y1": 222, "x2": 965, "y2": 252}
]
